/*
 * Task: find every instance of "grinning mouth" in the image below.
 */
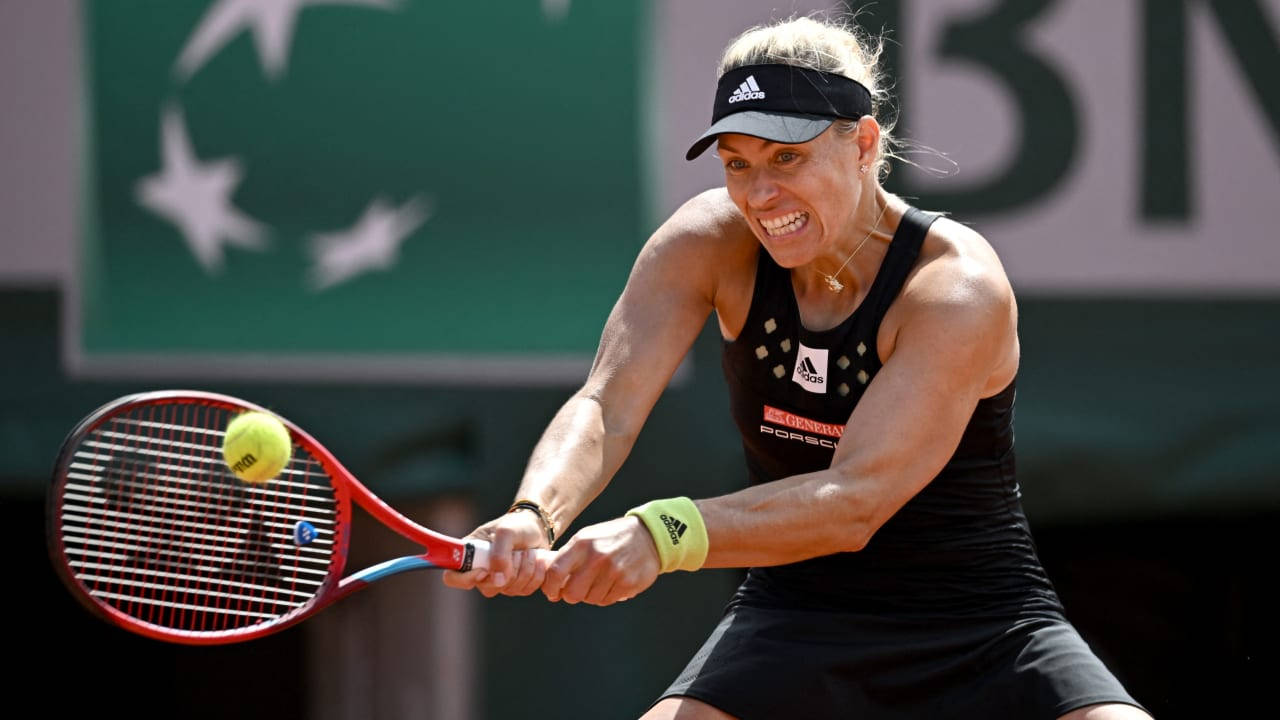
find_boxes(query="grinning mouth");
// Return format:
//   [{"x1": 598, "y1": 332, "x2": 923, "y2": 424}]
[{"x1": 760, "y1": 211, "x2": 809, "y2": 237}]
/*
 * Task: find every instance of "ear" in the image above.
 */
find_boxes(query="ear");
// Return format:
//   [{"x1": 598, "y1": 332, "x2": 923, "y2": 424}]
[{"x1": 854, "y1": 116, "x2": 881, "y2": 165}]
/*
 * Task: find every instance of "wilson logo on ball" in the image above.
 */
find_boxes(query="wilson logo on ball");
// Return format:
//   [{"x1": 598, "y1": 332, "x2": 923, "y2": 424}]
[{"x1": 231, "y1": 453, "x2": 258, "y2": 474}]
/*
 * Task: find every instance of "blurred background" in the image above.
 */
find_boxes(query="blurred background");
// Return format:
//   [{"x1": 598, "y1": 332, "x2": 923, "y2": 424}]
[{"x1": 2, "y1": 0, "x2": 1276, "y2": 718}]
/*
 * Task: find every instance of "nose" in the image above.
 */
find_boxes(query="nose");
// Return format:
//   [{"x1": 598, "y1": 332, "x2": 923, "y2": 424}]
[{"x1": 747, "y1": 170, "x2": 780, "y2": 209}]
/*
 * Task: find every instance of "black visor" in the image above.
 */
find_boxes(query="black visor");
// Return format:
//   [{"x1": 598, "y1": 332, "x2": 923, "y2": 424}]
[{"x1": 685, "y1": 64, "x2": 874, "y2": 160}]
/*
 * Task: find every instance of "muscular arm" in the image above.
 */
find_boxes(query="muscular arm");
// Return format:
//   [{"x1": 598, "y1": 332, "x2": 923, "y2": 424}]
[
  {"x1": 699, "y1": 246, "x2": 1019, "y2": 567},
  {"x1": 444, "y1": 191, "x2": 752, "y2": 597},
  {"x1": 543, "y1": 220, "x2": 1022, "y2": 605},
  {"x1": 511, "y1": 190, "x2": 742, "y2": 540}
]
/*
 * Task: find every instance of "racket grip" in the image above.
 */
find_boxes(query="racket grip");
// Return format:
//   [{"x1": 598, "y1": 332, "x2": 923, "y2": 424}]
[{"x1": 464, "y1": 539, "x2": 555, "y2": 572}]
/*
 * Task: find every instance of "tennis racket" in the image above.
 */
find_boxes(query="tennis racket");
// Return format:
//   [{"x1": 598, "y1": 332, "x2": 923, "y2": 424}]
[{"x1": 47, "y1": 389, "x2": 544, "y2": 645}]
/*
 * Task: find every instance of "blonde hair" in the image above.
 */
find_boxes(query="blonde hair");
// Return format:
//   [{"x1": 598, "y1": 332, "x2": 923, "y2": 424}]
[{"x1": 718, "y1": 15, "x2": 898, "y2": 180}]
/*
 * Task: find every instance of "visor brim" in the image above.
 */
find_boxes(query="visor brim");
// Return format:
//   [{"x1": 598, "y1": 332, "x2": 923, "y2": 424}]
[{"x1": 685, "y1": 111, "x2": 836, "y2": 161}]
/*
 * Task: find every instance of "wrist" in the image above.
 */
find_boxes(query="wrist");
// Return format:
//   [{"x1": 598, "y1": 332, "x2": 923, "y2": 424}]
[
  {"x1": 625, "y1": 496, "x2": 709, "y2": 573},
  {"x1": 507, "y1": 499, "x2": 556, "y2": 546}
]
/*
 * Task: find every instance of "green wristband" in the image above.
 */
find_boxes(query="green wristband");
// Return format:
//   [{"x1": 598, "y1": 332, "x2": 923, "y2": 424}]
[{"x1": 626, "y1": 496, "x2": 709, "y2": 573}]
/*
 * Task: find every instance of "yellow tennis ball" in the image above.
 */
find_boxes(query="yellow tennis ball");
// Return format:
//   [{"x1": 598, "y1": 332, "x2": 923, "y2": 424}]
[{"x1": 222, "y1": 411, "x2": 292, "y2": 484}]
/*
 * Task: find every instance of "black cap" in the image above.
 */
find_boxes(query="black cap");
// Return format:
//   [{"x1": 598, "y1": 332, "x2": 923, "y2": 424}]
[{"x1": 686, "y1": 64, "x2": 874, "y2": 161}]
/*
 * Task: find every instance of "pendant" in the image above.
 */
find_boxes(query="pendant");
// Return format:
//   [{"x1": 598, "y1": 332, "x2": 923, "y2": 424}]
[{"x1": 823, "y1": 274, "x2": 844, "y2": 293}]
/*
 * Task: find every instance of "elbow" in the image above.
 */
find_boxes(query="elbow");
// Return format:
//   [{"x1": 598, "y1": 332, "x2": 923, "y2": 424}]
[
  {"x1": 824, "y1": 467, "x2": 878, "y2": 554},
  {"x1": 822, "y1": 504, "x2": 871, "y2": 553},
  {"x1": 577, "y1": 385, "x2": 643, "y2": 448},
  {"x1": 842, "y1": 525, "x2": 873, "y2": 553},
  {"x1": 809, "y1": 495, "x2": 872, "y2": 555},
  {"x1": 836, "y1": 520, "x2": 873, "y2": 554}
]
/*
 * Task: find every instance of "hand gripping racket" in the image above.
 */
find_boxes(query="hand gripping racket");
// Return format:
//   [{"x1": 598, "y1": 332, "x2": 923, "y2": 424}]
[{"x1": 47, "y1": 390, "x2": 542, "y2": 645}]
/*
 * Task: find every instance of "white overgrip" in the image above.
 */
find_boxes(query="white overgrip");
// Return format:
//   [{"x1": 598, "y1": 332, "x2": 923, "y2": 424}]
[{"x1": 463, "y1": 539, "x2": 554, "y2": 572}]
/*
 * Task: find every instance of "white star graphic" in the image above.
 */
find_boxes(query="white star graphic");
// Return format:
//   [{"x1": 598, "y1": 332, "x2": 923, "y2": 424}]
[
  {"x1": 175, "y1": 0, "x2": 399, "y2": 82},
  {"x1": 134, "y1": 106, "x2": 268, "y2": 274},
  {"x1": 308, "y1": 195, "x2": 431, "y2": 291}
]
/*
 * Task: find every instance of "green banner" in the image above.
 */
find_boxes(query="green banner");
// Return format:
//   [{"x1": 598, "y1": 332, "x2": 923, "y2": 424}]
[{"x1": 77, "y1": 0, "x2": 647, "y2": 382}]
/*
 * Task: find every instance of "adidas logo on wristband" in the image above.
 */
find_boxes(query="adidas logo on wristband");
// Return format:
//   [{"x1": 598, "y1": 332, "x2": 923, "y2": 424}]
[
  {"x1": 627, "y1": 497, "x2": 709, "y2": 573},
  {"x1": 660, "y1": 513, "x2": 688, "y2": 545}
]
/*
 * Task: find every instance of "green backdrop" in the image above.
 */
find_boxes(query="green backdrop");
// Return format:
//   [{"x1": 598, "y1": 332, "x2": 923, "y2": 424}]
[{"x1": 79, "y1": 0, "x2": 645, "y2": 374}]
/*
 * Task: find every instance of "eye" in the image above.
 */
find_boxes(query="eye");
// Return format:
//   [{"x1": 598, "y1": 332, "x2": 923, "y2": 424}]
[
  {"x1": 776, "y1": 150, "x2": 800, "y2": 164},
  {"x1": 725, "y1": 158, "x2": 748, "y2": 172}
]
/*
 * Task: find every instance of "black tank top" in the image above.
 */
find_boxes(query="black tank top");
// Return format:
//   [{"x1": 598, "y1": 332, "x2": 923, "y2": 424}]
[{"x1": 720, "y1": 208, "x2": 1063, "y2": 618}]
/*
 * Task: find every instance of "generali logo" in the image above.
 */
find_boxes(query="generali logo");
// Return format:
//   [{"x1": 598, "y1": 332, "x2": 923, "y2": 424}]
[{"x1": 763, "y1": 405, "x2": 843, "y2": 438}]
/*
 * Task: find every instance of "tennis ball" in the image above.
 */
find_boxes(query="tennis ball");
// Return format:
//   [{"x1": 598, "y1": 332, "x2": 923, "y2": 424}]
[{"x1": 222, "y1": 411, "x2": 292, "y2": 484}]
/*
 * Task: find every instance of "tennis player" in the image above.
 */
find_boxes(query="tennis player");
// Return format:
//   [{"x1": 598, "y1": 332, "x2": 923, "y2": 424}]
[{"x1": 445, "y1": 15, "x2": 1151, "y2": 720}]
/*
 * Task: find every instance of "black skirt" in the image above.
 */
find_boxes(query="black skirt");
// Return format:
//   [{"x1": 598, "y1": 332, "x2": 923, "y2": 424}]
[{"x1": 658, "y1": 576, "x2": 1145, "y2": 720}]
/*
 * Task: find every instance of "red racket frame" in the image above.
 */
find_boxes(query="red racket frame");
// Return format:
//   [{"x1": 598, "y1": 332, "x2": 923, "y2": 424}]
[{"x1": 47, "y1": 390, "x2": 485, "y2": 645}]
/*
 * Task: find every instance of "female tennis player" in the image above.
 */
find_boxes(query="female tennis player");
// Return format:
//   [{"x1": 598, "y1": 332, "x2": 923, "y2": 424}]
[{"x1": 444, "y1": 15, "x2": 1151, "y2": 720}]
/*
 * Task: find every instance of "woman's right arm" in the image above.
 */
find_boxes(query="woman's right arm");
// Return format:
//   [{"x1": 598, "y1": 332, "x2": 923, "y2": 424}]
[{"x1": 441, "y1": 189, "x2": 747, "y2": 596}]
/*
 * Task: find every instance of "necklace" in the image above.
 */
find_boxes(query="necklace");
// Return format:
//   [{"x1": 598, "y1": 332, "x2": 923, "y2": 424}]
[{"x1": 819, "y1": 202, "x2": 890, "y2": 293}]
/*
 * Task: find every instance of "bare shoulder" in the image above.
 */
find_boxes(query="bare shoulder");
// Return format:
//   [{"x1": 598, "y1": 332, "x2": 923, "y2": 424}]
[
  {"x1": 898, "y1": 214, "x2": 1016, "y2": 319},
  {"x1": 651, "y1": 188, "x2": 754, "y2": 255},
  {"x1": 880, "y1": 213, "x2": 1019, "y2": 388},
  {"x1": 583, "y1": 189, "x2": 756, "y2": 409},
  {"x1": 639, "y1": 188, "x2": 758, "y2": 305}
]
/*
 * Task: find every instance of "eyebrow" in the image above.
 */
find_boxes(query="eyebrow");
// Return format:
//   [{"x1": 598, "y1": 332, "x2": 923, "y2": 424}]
[
  {"x1": 716, "y1": 139, "x2": 780, "y2": 155},
  {"x1": 715, "y1": 140, "x2": 740, "y2": 155}
]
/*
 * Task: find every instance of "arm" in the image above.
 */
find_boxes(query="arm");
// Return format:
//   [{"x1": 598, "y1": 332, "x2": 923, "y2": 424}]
[
  {"x1": 544, "y1": 231, "x2": 1019, "y2": 602},
  {"x1": 515, "y1": 190, "x2": 741, "y2": 534},
  {"x1": 697, "y1": 256, "x2": 1018, "y2": 567},
  {"x1": 442, "y1": 190, "x2": 739, "y2": 594}
]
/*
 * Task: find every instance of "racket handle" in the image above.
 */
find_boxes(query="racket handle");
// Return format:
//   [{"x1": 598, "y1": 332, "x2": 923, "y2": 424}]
[{"x1": 465, "y1": 539, "x2": 555, "y2": 572}]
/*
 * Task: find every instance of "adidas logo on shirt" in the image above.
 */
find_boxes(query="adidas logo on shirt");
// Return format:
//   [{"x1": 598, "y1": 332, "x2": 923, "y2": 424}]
[
  {"x1": 799, "y1": 357, "x2": 820, "y2": 378},
  {"x1": 660, "y1": 513, "x2": 688, "y2": 545},
  {"x1": 727, "y1": 75, "x2": 765, "y2": 103},
  {"x1": 792, "y1": 342, "x2": 828, "y2": 393}
]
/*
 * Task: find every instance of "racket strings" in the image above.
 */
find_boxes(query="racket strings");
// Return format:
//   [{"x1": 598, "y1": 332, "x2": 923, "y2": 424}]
[
  {"x1": 63, "y1": 466, "x2": 338, "y2": 522},
  {"x1": 55, "y1": 401, "x2": 343, "y2": 634}
]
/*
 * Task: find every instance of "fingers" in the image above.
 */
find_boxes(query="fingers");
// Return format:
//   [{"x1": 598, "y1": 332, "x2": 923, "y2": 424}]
[
  {"x1": 504, "y1": 549, "x2": 549, "y2": 596},
  {"x1": 439, "y1": 511, "x2": 551, "y2": 596},
  {"x1": 553, "y1": 549, "x2": 620, "y2": 605},
  {"x1": 487, "y1": 526, "x2": 516, "y2": 590},
  {"x1": 447, "y1": 514, "x2": 658, "y2": 606},
  {"x1": 541, "y1": 546, "x2": 579, "y2": 603},
  {"x1": 440, "y1": 530, "x2": 492, "y2": 590},
  {"x1": 542, "y1": 516, "x2": 662, "y2": 606},
  {"x1": 555, "y1": 562, "x2": 643, "y2": 606},
  {"x1": 441, "y1": 567, "x2": 488, "y2": 590},
  {"x1": 555, "y1": 560, "x2": 596, "y2": 605},
  {"x1": 582, "y1": 572, "x2": 619, "y2": 607}
]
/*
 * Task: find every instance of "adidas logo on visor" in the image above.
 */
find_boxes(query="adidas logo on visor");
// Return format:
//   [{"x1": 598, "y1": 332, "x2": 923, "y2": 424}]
[{"x1": 727, "y1": 75, "x2": 765, "y2": 103}]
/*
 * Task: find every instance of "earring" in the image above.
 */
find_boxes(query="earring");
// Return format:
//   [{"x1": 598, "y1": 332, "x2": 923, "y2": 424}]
[{"x1": 859, "y1": 164, "x2": 869, "y2": 175}]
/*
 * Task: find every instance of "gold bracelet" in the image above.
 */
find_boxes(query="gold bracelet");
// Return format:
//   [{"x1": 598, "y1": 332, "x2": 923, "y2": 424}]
[{"x1": 507, "y1": 499, "x2": 556, "y2": 545}]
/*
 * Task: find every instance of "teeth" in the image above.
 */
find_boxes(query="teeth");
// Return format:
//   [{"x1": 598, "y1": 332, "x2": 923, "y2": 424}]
[{"x1": 761, "y1": 211, "x2": 808, "y2": 237}]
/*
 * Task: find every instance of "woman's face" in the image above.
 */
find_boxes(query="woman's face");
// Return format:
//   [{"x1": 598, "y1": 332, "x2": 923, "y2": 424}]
[{"x1": 717, "y1": 127, "x2": 865, "y2": 269}]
